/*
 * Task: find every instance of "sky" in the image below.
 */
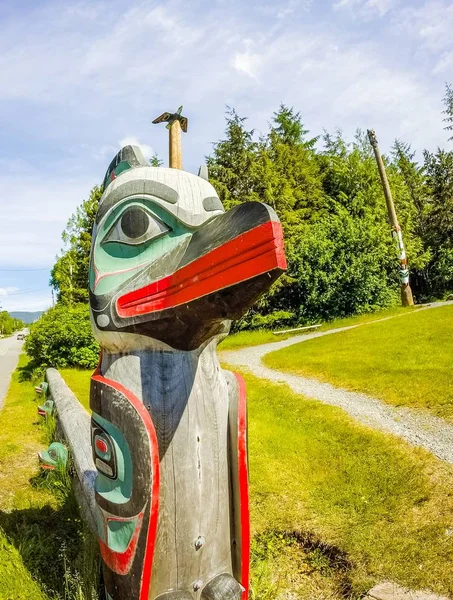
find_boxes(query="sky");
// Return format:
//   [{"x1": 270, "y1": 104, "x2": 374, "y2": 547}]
[{"x1": 0, "y1": 0, "x2": 452, "y2": 312}]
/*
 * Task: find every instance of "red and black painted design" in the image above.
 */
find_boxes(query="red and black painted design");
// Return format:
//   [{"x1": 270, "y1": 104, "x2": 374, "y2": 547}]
[
  {"x1": 91, "y1": 202, "x2": 286, "y2": 351},
  {"x1": 90, "y1": 373, "x2": 160, "y2": 600}
]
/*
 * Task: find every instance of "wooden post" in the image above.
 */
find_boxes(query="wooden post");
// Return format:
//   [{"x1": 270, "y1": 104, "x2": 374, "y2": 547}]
[
  {"x1": 169, "y1": 119, "x2": 183, "y2": 169},
  {"x1": 367, "y1": 129, "x2": 414, "y2": 307},
  {"x1": 153, "y1": 106, "x2": 188, "y2": 170}
]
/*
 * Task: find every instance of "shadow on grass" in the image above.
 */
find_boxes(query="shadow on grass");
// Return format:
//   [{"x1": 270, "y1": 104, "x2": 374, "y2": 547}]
[
  {"x1": 0, "y1": 474, "x2": 103, "y2": 600},
  {"x1": 252, "y1": 529, "x2": 356, "y2": 599},
  {"x1": 17, "y1": 359, "x2": 45, "y2": 383}
]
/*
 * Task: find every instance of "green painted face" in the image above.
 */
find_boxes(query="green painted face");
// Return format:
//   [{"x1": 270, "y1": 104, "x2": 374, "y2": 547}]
[{"x1": 90, "y1": 198, "x2": 192, "y2": 296}]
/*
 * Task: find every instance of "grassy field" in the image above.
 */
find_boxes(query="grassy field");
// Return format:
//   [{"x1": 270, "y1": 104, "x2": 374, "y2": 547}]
[
  {"x1": 62, "y1": 363, "x2": 453, "y2": 599},
  {"x1": 60, "y1": 367, "x2": 92, "y2": 412},
  {"x1": 0, "y1": 356, "x2": 99, "y2": 600},
  {"x1": 219, "y1": 306, "x2": 415, "y2": 351},
  {"x1": 264, "y1": 304, "x2": 453, "y2": 420}
]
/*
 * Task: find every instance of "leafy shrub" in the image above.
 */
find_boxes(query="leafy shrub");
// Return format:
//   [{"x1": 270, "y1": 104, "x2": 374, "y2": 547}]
[
  {"x1": 279, "y1": 209, "x2": 400, "y2": 321},
  {"x1": 233, "y1": 310, "x2": 295, "y2": 332},
  {"x1": 25, "y1": 304, "x2": 99, "y2": 369}
]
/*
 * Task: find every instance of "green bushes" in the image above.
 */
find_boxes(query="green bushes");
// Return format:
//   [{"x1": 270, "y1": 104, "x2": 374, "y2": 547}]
[
  {"x1": 25, "y1": 304, "x2": 99, "y2": 370},
  {"x1": 281, "y1": 209, "x2": 399, "y2": 321},
  {"x1": 232, "y1": 310, "x2": 295, "y2": 332},
  {"x1": 0, "y1": 310, "x2": 23, "y2": 336}
]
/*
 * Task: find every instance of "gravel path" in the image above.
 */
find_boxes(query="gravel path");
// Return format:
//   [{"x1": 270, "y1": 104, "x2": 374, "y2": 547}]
[{"x1": 221, "y1": 302, "x2": 453, "y2": 464}]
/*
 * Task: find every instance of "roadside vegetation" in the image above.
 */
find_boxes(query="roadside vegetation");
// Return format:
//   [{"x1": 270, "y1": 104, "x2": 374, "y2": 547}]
[
  {"x1": 265, "y1": 304, "x2": 453, "y2": 420},
  {"x1": 0, "y1": 311, "x2": 23, "y2": 337},
  {"x1": 0, "y1": 356, "x2": 100, "y2": 600},
  {"x1": 24, "y1": 304, "x2": 99, "y2": 373}
]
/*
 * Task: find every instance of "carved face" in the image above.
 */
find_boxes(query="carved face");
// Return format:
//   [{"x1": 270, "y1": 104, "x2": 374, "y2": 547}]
[{"x1": 89, "y1": 145, "x2": 286, "y2": 352}]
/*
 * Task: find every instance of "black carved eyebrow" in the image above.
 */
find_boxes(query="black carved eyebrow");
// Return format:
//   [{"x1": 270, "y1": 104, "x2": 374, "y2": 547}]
[
  {"x1": 96, "y1": 180, "x2": 179, "y2": 224},
  {"x1": 203, "y1": 196, "x2": 223, "y2": 212}
]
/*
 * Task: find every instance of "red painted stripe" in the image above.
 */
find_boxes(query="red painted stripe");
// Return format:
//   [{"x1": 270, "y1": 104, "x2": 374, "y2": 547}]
[
  {"x1": 92, "y1": 374, "x2": 160, "y2": 600},
  {"x1": 234, "y1": 373, "x2": 250, "y2": 599},
  {"x1": 117, "y1": 220, "x2": 286, "y2": 317}
]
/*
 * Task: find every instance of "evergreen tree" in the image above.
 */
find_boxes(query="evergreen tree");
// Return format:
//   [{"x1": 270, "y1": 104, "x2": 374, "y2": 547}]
[
  {"x1": 252, "y1": 105, "x2": 325, "y2": 230},
  {"x1": 443, "y1": 83, "x2": 453, "y2": 141},
  {"x1": 423, "y1": 148, "x2": 453, "y2": 294},
  {"x1": 206, "y1": 108, "x2": 257, "y2": 209},
  {"x1": 51, "y1": 185, "x2": 103, "y2": 304}
]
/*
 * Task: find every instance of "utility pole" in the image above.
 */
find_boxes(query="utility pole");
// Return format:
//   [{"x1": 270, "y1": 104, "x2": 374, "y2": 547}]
[
  {"x1": 367, "y1": 129, "x2": 414, "y2": 307},
  {"x1": 152, "y1": 106, "x2": 188, "y2": 169},
  {"x1": 69, "y1": 262, "x2": 73, "y2": 306}
]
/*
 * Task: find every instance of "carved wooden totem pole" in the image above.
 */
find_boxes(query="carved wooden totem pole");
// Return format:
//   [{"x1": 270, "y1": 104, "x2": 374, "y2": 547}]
[{"x1": 89, "y1": 109, "x2": 286, "y2": 600}]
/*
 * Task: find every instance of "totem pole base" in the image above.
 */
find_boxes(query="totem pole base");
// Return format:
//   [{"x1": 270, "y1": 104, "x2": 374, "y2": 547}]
[{"x1": 401, "y1": 283, "x2": 414, "y2": 307}]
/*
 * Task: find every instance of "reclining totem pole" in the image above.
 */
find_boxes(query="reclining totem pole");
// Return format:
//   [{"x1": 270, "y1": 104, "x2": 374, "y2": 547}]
[{"x1": 88, "y1": 108, "x2": 286, "y2": 600}]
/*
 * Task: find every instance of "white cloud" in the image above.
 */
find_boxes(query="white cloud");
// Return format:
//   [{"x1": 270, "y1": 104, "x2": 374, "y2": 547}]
[
  {"x1": 398, "y1": 1, "x2": 453, "y2": 52},
  {"x1": 232, "y1": 50, "x2": 262, "y2": 79},
  {"x1": 0, "y1": 171, "x2": 97, "y2": 269},
  {"x1": 334, "y1": 0, "x2": 397, "y2": 18},
  {"x1": 276, "y1": 0, "x2": 312, "y2": 19},
  {"x1": 0, "y1": 287, "x2": 19, "y2": 296},
  {"x1": 1, "y1": 294, "x2": 52, "y2": 313}
]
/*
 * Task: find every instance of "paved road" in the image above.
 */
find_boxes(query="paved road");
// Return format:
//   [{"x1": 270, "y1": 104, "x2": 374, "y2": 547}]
[{"x1": 0, "y1": 334, "x2": 24, "y2": 410}]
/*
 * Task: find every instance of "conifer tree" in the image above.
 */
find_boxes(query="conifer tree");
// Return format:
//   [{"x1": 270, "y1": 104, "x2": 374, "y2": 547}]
[{"x1": 443, "y1": 83, "x2": 453, "y2": 141}]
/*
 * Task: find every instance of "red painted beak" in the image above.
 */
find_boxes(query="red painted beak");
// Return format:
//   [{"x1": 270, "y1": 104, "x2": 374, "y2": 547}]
[{"x1": 117, "y1": 220, "x2": 286, "y2": 318}]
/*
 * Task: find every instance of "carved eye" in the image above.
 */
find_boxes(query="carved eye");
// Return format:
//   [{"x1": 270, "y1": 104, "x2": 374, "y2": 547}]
[{"x1": 103, "y1": 206, "x2": 170, "y2": 245}]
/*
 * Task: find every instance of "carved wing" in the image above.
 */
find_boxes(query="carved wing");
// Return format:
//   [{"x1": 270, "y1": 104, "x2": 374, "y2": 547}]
[
  {"x1": 152, "y1": 112, "x2": 171, "y2": 124},
  {"x1": 180, "y1": 116, "x2": 188, "y2": 132}
]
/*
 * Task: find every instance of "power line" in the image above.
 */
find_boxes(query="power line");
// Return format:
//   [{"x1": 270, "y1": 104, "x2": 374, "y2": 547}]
[
  {"x1": 1, "y1": 287, "x2": 49, "y2": 296},
  {"x1": 0, "y1": 268, "x2": 50, "y2": 272}
]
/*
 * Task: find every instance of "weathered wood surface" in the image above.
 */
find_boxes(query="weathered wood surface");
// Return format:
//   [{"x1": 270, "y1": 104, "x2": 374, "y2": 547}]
[
  {"x1": 88, "y1": 144, "x2": 286, "y2": 599},
  {"x1": 46, "y1": 368, "x2": 97, "y2": 530},
  {"x1": 98, "y1": 346, "x2": 245, "y2": 598},
  {"x1": 169, "y1": 119, "x2": 182, "y2": 169}
]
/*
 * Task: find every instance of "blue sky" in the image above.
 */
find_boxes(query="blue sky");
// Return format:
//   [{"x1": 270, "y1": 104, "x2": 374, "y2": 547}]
[{"x1": 0, "y1": 0, "x2": 451, "y2": 312}]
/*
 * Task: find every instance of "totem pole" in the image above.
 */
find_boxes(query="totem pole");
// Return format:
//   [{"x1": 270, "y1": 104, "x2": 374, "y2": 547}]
[
  {"x1": 367, "y1": 129, "x2": 414, "y2": 306},
  {"x1": 89, "y1": 109, "x2": 286, "y2": 600}
]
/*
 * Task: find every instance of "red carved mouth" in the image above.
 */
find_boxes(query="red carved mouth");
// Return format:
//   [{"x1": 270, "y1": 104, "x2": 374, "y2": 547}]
[{"x1": 116, "y1": 220, "x2": 286, "y2": 318}]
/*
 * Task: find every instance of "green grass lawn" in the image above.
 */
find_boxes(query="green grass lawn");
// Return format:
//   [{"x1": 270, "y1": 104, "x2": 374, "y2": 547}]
[
  {"x1": 60, "y1": 367, "x2": 92, "y2": 412},
  {"x1": 264, "y1": 304, "x2": 453, "y2": 420},
  {"x1": 0, "y1": 356, "x2": 52, "y2": 600},
  {"x1": 219, "y1": 306, "x2": 415, "y2": 351},
  {"x1": 61, "y1": 362, "x2": 453, "y2": 599},
  {"x1": 0, "y1": 356, "x2": 99, "y2": 600}
]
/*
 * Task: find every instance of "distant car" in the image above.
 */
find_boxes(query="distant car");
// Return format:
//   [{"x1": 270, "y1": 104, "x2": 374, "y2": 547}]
[{"x1": 17, "y1": 333, "x2": 25, "y2": 340}]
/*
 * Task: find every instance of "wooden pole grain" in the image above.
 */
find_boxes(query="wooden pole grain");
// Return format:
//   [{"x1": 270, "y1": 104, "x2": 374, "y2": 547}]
[{"x1": 169, "y1": 119, "x2": 183, "y2": 169}]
